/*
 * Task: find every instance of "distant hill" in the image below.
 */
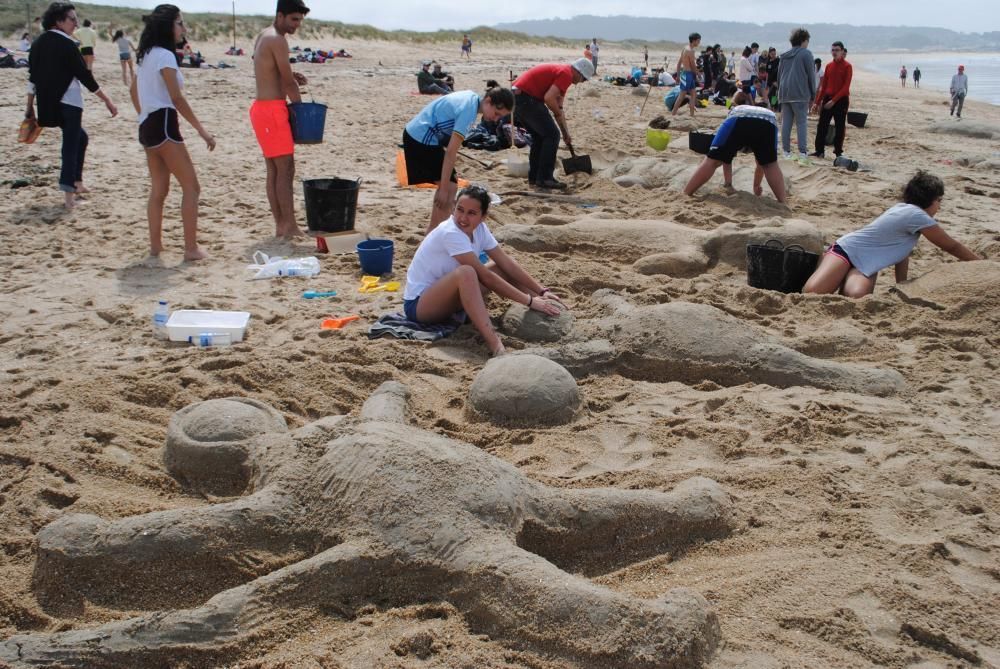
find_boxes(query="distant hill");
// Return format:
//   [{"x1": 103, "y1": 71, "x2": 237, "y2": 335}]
[{"x1": 495, "y1": 15, "x2": 1000, "y2": 53}]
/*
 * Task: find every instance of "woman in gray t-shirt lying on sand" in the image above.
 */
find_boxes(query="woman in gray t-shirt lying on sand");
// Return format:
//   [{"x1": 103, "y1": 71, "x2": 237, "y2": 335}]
[{"x1": 803, "y1": 171, "x2": 980, "y2": 297}]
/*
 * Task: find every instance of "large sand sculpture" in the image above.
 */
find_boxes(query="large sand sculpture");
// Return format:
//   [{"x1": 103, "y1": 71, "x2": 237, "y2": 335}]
[
  {"x1": 496, "y1": 215, "x2": 824, "y2": 277},
  {"x1": 2, "y1": 382, "x2": 731, "y2": 668},
  {"x1": 506, "y1": 291, "x2": 905, "y2": 396}
]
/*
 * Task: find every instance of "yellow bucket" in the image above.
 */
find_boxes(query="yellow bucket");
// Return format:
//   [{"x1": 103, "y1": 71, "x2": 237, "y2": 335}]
[{"x1": 645, "y1": 128, "x2": 671, "y2": 151}]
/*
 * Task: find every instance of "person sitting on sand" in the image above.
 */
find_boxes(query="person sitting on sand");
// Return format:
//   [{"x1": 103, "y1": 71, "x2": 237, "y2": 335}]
[
  {"x1": 131, "y1": 3, "x2": 215, "y2": 261},
  {"x1": 682, "y1": 103, "x2": 787, "y2": 203},
  {"x1": 251, "y1": 0, "x2": 309, "y2": 239},
  {"x1": 802, "y1": 171, "x2": 979, "y2": 297},
  {"x1": 403, "y1": 82, "x2": 513, "y2": 233},
  {"x1": 512, "y1": 58, "x2": 594, "y2": 190},
  {"x1": 432, "y1": 62, "x2": 454, "y2": 90},
  {"x1": 417, "y1": 60, "x2": 450, "y2": 95},
  {"x1": 403, "y1": 185, "x2": 566, "y2": 357}
]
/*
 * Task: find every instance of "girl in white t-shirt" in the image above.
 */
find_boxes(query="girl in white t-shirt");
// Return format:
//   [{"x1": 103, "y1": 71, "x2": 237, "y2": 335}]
[
  {"x1": 130, "y1": 4, "x2": 215, "y2": 261},
  {"x1": 403, "y1": 186, "x2": 566, "y2": 356}
]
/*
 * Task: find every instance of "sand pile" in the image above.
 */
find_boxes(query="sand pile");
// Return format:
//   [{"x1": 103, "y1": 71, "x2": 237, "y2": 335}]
[{"x1": 1, "y1": 37, "x2": 998, "y2": 669}]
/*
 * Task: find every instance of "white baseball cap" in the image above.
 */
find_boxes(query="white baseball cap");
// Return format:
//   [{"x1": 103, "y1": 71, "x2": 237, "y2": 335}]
[{"x1": 572, "y1": 57, "x2": 595, "y2": 80}]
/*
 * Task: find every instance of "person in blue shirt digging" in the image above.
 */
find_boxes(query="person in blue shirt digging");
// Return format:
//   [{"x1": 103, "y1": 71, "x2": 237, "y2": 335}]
[
  {"x1": 803, "y1": 171, "x2": 979, "y2": 297},
  {"x1": 403, "y1": 186, "x2": 566, "y2": 357},
  {"x1": 402, "y1": 83, "x2": 513, "y2": 233}
]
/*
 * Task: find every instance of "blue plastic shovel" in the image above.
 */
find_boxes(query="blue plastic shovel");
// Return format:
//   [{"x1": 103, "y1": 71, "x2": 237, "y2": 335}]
[{"x1": 303, "y1": 290, "x2": 338, "y2": 299}]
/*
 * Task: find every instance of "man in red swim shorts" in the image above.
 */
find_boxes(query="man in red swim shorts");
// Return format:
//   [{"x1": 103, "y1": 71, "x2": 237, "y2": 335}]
[{"x1": 252, "y1": 0, "x2": 309, "y2": 238}]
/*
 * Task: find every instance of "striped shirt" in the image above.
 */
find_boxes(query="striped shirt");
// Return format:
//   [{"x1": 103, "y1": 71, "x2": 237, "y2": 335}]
[{"x1": 404, "y1": 90, "x2": 481, "y2": 146}]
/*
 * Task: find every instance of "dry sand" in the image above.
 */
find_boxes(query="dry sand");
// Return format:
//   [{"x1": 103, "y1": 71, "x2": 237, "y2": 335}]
[{"x1": 1, "y1": 36, "x2": 999, "y2": 668}]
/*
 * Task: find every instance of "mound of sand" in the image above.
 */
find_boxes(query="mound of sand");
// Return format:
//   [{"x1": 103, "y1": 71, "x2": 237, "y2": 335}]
[{"x1": 927, "y1": 120, "x2": 999, "y2": 140}]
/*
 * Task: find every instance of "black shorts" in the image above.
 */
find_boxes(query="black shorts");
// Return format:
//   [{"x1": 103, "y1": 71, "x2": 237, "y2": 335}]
[
  {"x1": 707, "y1": 116, "x2": 777, "y2": 165},
  {"x1": 402, "y1": 130, "x2": 456, "y2": 185},
  {"x1": 80, "y1": 46, "x2": 94, "y2": 56},
  {"x1": 139, "y1": 107, "x2": 183, "y2": 149}
]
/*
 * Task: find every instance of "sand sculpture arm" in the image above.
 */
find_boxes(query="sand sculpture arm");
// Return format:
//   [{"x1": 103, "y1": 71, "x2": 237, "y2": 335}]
[{"x1": 920, "y1": 224, "x2": 980, "y2": 261}]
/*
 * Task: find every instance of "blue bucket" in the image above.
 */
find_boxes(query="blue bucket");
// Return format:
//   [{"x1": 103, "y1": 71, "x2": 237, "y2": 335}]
[
  {"x1": 288, "y1": 101, "x2": 327, "y2": 144},
  {"x1": 356, "y1": 239, "x2": 394, "y2": 275}
]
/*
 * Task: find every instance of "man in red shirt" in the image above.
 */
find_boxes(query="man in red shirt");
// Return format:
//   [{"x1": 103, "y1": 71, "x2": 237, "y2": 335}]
[
  {"x1": 512, "y1": 58, "x2": 594, "y2": 189},
  {"x1": 811, "y1": 40, "x2": 852, "y2": 159}
]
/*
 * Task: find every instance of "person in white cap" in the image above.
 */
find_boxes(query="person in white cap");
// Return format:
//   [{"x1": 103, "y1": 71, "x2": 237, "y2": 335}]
[
  {"x1": 950, "y1": 65, "x2": 968, "y2": 118},
  {"x1": 511, "y1": 58, "x2": 594, "y2": 189},
  {"x1": 417, "y1": 60, "x2": 450, "y2": 95}
]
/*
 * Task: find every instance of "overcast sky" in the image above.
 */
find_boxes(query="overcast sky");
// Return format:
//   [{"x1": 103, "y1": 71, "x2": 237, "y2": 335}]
[{"x1": 96, "y1": 0, "x2": 996, "y2": 34}]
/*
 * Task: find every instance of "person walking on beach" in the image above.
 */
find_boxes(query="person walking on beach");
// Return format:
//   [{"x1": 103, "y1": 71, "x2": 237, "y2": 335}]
[
  {"x1": 950, "y1": 65, "x2": 968, "y2": 118},
  {"x1": 130, "y1": 4, "x2": 215, "y2": 261},
  {"x1": 913, "y1": 66, "x2": 921, "y2": 88},
  {"x1": 671, "y1": 32, "x2": 701, "y2": 118},
  {"x1": 590, "y1": 38, "x2": 599, "y2": 72},
  {"x1": 644, "y1": 45, "x2": 648, "y2": 68},
  {"x1": 113, "y1": 29, "x2": 136, "y2": 85},
  {"x1": 899, "y1": 65, "x2": 907, "y2": 87},
  {"x1": 75, "y1": 17, "x2": 97, "y2": 69},
  {"x1": 512, "y1": 58, "x2": 594, "y2": 190},
  {"x1": 402, "y1": 83, "x2": 513, "y2": 232},
  {"x1": 811, "y1": 41, "x2": 852, "y2": 160},
  {"x1": 682, "y1": 104, "x2": 787, "y2": 203},
  {"x1": 403, "y1": 185, "x2": 566, "y2": 357},
  {"x1": 777, "y1": 28, "x2": 817, "y2": 165},
  {"x1": 251, "y1": 0, "x2": 309, "y2": 239},
  {"x1": 26, "y1": 2, "x2": 118, "y2": 210},
  {"x1": 461, "y1": 34, "x2": 472, "y2": 59},
  {"x1": 803, "y1": 171, "x2": 979, "y2": 297}
]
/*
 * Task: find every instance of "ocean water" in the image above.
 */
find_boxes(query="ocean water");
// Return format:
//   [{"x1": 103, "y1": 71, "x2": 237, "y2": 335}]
[{"x1": 857, "y1": 54, "x2": 1000, "y2": 105}]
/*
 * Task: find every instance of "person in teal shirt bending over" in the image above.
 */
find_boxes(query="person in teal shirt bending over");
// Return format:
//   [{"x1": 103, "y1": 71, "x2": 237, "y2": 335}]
[{"x1": 402, "y1": 83, "x2": 513, "y2": 232}]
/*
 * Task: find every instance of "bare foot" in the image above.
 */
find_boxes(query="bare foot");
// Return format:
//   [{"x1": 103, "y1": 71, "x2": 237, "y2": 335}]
[
  {"x1": 74, "y1": 183, "x2": 91, "y2": 194},
  {"x1": 63, "y1": 193, "x2": 77, "y2": 209},
  {"x1": 183, "y1": 247, "x2": 209, "y2": 262}
]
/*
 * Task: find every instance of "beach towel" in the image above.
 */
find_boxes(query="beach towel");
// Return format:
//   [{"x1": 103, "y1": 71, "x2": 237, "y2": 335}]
[
  {"x1": 395, "y1": 150, "x2": 470, "y2": 189},
  {"x1": 368, "y1": 313, "x2": 460, "y2": 342}
]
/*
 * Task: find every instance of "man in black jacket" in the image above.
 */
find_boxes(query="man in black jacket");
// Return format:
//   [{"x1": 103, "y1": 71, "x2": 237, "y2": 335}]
[{"x1": 26, "y1": 2, "x2": 116, "y2": 208}]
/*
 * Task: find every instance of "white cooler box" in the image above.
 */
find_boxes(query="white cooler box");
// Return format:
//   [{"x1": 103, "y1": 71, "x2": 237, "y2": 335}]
[{"x1": 165, "y1": 310, "x2": 251, "y2": 343}]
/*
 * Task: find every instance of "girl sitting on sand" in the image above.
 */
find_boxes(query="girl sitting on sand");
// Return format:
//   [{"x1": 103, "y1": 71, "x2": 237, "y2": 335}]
[
  {"x1": 130, "y1": 4, "x2": 215, "y2": 261},
  {"x1": 803, "y1": 171, "x2": 980, "y2": 297},
  {"x1": 402, "y1": 83, "x2": 514, "y2": 233},
  {"x1": 403, "y1": 185, "x2": 566, "y2": 357}
]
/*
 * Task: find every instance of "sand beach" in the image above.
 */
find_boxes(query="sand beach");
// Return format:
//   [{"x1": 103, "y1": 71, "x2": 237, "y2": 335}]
[{"x1": 1, "y1": 35, "x2": 998, "y2": 668}]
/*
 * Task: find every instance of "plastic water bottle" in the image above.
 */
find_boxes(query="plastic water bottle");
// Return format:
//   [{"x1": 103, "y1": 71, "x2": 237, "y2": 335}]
[
  {"x1": 188, "y1": 332, "x2": 232, "y2": 348},
  {"x1": 153, "y1": 300, "x2": 169, "y2": 340}
]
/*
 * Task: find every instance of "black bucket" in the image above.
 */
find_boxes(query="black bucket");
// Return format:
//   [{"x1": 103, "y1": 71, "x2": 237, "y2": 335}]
[
  {"x1": 746, "y1": 239, "x2": 820, "y2": 293},
  {"x1": 303, "y1": 178, "x2": 360, "y2": 235},
  {"x1": 847, "y1": 111, "x2": 868, "y2": 128},
  {"x1": 689, "y1": 130, "x2": 714, "y2": 155}
]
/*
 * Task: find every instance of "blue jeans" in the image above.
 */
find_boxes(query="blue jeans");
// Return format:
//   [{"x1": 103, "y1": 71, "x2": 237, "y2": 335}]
[
  {"x1": 57, "y1": 103, "x2": 88, "y2": 193},
  {"x1": 780, "y1": 101, "x2": 809, "y2": 155},
  {"x1": 513, "y1": 92, "x2": 560, "y2": 184}
]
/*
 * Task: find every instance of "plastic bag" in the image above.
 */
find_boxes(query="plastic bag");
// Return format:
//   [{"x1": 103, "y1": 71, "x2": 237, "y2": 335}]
[{"x1": 247, "y1": 251, "x2": 320, "y2": 279}]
